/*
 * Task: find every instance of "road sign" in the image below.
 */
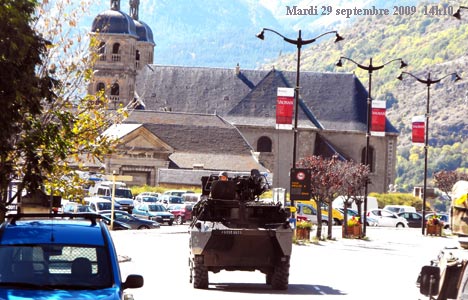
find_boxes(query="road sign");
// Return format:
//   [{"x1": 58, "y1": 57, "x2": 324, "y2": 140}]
[
  {"x1": 290, "y1": 168, "x2": 311, "y2": 201},
  {"x1": 104, "y1": 175, "x2": 133, "y2": 181}
]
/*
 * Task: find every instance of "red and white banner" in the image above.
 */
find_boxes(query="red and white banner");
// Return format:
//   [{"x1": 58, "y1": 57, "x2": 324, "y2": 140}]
[
  {"x1": 276, "y1": 87, "x2": 294, "y2": 129},
  {"x1": 412, "y1": 115, "x2": 425, "y2": 146},
  {"x1": 371, "y1": 100, "x2": 386, "y2": 136}
]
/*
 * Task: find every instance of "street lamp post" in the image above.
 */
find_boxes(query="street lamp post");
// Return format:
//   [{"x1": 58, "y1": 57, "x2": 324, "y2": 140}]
[
  {"x1": 453, "y1": 6, "x2": 468, "y2": 19},
  {"x1": 256, "y1": 28, "x2": 343, "y2": 210},
  {"x1": 336, "y1": 57, "x2": 407, "y2": 237},
  {"x1": 397, "y1": 71, "x2": 461, "y2": 235}
]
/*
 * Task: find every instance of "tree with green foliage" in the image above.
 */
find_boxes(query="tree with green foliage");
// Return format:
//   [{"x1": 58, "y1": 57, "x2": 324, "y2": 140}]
[
  {"x1": 0, "y1": 0, "x2": 124, "y2": 221},
  {"x1": 0, "y1": 0, "x2": 53, "y2": 216}
]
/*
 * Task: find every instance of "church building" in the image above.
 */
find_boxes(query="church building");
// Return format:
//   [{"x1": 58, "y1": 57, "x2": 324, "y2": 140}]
[{"x1": 89, "y1": 0, "x2": 399, "y2": 193}]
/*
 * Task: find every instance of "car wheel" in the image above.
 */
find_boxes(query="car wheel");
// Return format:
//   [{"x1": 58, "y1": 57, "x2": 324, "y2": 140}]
[
  {"x1": 168, "y1": 221, "x2": 174, "y2": 226},
  {"x1": 322, "y1": 220, "x2": 329, "y2": 226},
  {"x1": 396, "y1": 223, "x2": 405, "y2": 228},
  {"x1": 138, "y1": 225, "x2": 150, "y2": 230},
  {"x1": 175, "y1": 215, "x2": 183, "y2": 225},
  {"x1": 334, "y1": 219, "x2": 342, "y2": 226}
]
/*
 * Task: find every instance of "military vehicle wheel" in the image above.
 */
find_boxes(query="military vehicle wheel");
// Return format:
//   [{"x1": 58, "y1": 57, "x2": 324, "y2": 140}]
[
  {"x1": 193, "y1": 260, "x2": 209, "y2": 289},
  {"x1": 271, "y1": 261, "x2": 289, "y2": 290},
  {"x1": 175, "y1": 216, "x2": 183, "y2": 225}
]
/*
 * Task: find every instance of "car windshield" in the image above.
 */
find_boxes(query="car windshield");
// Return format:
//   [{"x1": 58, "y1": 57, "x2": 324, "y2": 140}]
[
  {"x1": 148, "y1": 204, "x2": 166, "y2": 212},
  {"x1": 169, "y1": 197, "x2": 183, "y2": 204},
  {"x1": 97, "y1": 202, "x2": 113, "y2": 210},
  {"x1": 115, "y1": 189, "x2": 132, "y2": 198},
  {"x1": 142, "y1": 196, "x2": 158, "y2": 202},
  {"x1": 77, "y1": 205, "x2": 91, "y2": 212},
  {"x1": 0, "y1": 245, "x2": 112, "y2": 288}
]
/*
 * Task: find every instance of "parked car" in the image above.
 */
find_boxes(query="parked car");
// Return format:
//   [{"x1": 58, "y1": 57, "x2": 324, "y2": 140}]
[
  {"x1": 367, "y1": 209, "x2": 408, "y2": 227},
  {"x1": 0, "y1": 213, "x2": 143, "y2": 298},
  {"x1": 383, "y1": 205, "x2": 416, "y2": 214},
  {"x1": 159, "y1": 195, "x2": 184, "y2": 207},
  {"x1": 62, "y1": 202, "x2": 92, "y2": 213},
  {"x1": 397, "y1": 211, "x2": 424, "y2": 228},
  {"x1": 425, "y1": 212, "x2": 451, "y2": 229},
  {"x1": 101, "y1": 210, "x2": 161, "y2": 229},
  {"x1": 295, "y1": 202, "x2": 329, "y2": 226},
  {"x1": 167, "y1": 203, "x2": 193, "y2": 224},
  {"x1": 99, "y1": 214, "x2": 132, "y2": 230},
  {"x1": 181, "y1": 192, "x2": 202, "y2": 203},
  {"x1": 163, "y1": 190, "x2": 194, "y2": 197},
  {"x1": 297, "y1": 201, "x2": 342, "y2": 225},
  {"x1": 84, "y1": 197, "x2": 122, "y2": 213},
  {"x1": 132, "y1": 203, "x2": 175, "y2": 225},
  {"x1": 160, "y1": 190, "x2": 193, "y2": 205},
  {"x1": 335, "y1": 207, "x2": 378, "y2": 226},
  {"x1": 133, "y1": 195, "x2": 159, "y2": 207},
  {"x1": 135, "y1": 192, "x2": 161, "y2": 198}
]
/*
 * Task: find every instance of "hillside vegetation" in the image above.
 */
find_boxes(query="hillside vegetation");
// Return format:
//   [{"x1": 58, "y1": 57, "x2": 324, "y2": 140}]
[{"x1": 264, "y1": 1, "x2": 468, "y2": 192}]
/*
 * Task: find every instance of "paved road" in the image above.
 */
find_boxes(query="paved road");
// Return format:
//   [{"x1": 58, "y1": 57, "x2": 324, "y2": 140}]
[{"x1": 111, "y1": 225, "x2": 458, "y2": 300}]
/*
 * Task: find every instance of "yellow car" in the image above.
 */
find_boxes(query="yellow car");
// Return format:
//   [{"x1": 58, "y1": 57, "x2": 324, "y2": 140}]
[{"x1": 296, "y1": 200, "x2": 344, "y2": 225}]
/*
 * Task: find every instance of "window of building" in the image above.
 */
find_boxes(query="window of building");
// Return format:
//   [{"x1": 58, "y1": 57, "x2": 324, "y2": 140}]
[
  {"x1": 96, "y1": 82, "x2": 105, "y2": 93},
  {"x1": 112, "y1": 43, "x2": 121, "y2": 62},
  {"x1": 112, "y1": 43, "x2": 120, "y2": 54},
  {"x1": 361, "y1": 146, "x2": 375, "y2": 173},
  {"x1": 110, "y1": 83, "x2": 119, "y2": 96},
  {"x1": 98, "y1": 42, "x2": 106, "y2": 61},
  {"x1": 135, "y1": 50, "x2": 140, "y2": 68},
  {"x1": 257, "y1": 136, "x2": 272, "y2": 152}
]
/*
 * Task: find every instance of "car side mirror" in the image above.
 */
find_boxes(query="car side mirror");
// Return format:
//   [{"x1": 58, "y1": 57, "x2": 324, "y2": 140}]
[
  {"x1": 122, "y1": 274, "x2": 144, "y2": 290},
  {"x1": 419, "y1": 265, "x2": 440, "y2": 296}
]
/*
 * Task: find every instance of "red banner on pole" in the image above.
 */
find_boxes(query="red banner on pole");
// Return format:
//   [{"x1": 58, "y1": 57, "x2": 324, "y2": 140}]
[
  {"x1": 412, "y1": 115, "x2": 425, "y2": 145},
  {"x1": 276, "y1": 87, "x2": 294, "y2": 129},
  {"x1": 371, "y1": 100, "x2": 386, "y2": 136}
]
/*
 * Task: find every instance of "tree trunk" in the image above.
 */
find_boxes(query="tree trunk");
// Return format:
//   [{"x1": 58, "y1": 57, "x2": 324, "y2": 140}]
[{"x1": 327, "y1": 199, "x2": 333, "y2": 239}]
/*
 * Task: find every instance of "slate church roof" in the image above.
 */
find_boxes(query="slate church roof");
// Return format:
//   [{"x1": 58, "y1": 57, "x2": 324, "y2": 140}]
[
  {"x1": 135, "y1": 65, "x2": 398, "y2": 134},
  {"x1": 124, "y1": 111, "x2": 267, "y2": 172}
]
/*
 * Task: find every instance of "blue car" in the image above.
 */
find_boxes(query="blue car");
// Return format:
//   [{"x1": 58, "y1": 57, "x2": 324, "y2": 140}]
[
  {"x1": 132, "y1": 203, "x2": 175, "y2": 225},
  {"x1": 0, "y1": 213, "x2": 143, "y2": 299}
]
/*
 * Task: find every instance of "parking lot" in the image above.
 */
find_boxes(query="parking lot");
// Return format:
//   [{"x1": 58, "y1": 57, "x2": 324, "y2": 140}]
[{"x1": 111, "y1": 225, "x2": 457, "y2": 300}]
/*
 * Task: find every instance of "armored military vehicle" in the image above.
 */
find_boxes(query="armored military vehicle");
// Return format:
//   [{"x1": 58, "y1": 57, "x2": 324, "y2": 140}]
[
  {"x1": 418, "y1": 180, "x2": 468, "y2": 300},
  {"x1": 188, "y1": 169, "x2": 293, "y2": 290}
]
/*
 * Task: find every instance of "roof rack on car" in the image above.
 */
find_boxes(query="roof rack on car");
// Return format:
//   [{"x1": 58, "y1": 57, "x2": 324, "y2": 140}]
[{"x1": 7, "y1": 213, "x2": 100, "y2": 226}]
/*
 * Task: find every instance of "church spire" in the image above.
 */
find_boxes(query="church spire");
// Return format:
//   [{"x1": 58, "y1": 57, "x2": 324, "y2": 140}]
[
  {"x1": 130, "y1": 0, "x2": 140, "y2": 20},
  {"x1": 110, "y1": 0, "x2": 120, "y2": 11}
]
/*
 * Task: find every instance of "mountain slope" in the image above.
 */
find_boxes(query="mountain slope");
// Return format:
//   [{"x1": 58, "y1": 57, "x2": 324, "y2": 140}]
[{"x1": 264, "y1": 1, "x2": 468, "y2": 191}]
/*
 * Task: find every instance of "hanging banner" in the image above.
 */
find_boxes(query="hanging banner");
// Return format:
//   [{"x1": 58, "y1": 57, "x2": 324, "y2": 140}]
[
  {"x1": 371, "y1": 100, "x2": 386, "y2": 136},
  {"x1": 276, "y1": 87, "x2": 294, "y2": 129},
  {"x1": 412, "y1": 115, "x2": 425, "y2": 146}
]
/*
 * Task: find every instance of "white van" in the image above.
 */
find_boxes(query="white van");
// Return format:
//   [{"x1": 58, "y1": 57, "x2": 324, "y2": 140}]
[
  {"x1": 333, "y1": 196, "x2": 379, "y2": 211},
  {"x1": 383, "y1": 205, "x2": 416, "y2": 214}
]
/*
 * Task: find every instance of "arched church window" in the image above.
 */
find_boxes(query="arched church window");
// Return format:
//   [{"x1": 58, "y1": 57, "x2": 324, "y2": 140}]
[
  {"x1": 257, "y1": 136, "x2": 272, "y2": 152},
  {"x1": 112, "y1": 43, "x2": 121, "y2": 62},
  {"x1": 135, "y1": 50, "x2": 140, "y2": 68},
  {"x1": 110, "y1": 83, "x2": 119, "y2": 96},
  {"x1": 96, "y1": 82, "x2": 105, "y2": 93},
  {"x1": 112, "y1": 43, "x2": 120, "y2": 54},
  {"x1": 98, "y1": 42, "x2": 106, "y2": 61}
]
